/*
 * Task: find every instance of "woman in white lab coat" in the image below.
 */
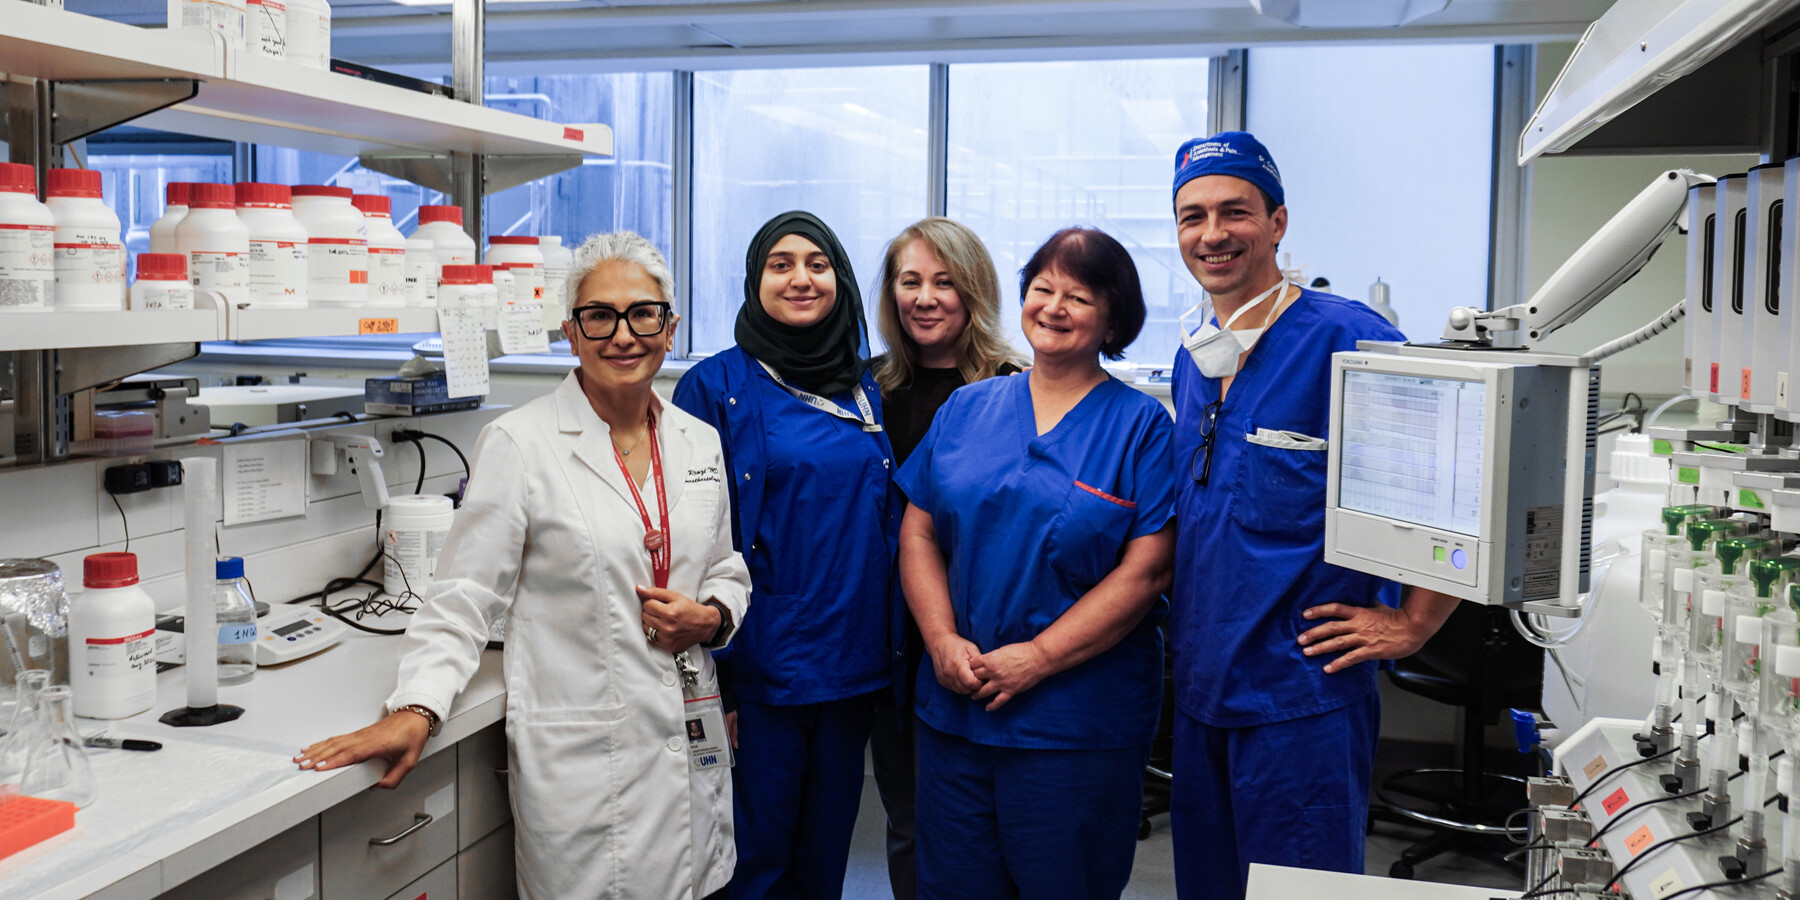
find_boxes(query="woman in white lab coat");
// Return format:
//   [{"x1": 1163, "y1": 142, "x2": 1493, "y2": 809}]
[{"x1": 297, "y1": 231, "x2": 752, "y2": 900}]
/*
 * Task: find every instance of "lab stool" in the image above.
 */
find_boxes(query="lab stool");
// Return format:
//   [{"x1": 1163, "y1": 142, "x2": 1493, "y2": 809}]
[{"x1": 1372, "y1": 602, "x2": 1543, "y2": 879}]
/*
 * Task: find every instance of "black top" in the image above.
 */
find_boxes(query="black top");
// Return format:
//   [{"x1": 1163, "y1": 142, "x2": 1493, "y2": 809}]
[{"x1": 883, "y1": 361, "x2": 1022, "y2": 467}]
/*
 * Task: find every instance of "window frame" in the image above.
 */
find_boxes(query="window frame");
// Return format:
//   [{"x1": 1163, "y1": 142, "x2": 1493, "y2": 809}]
[{"x1": 167, "y1": 46, "x2": 1517, "y2": 371}]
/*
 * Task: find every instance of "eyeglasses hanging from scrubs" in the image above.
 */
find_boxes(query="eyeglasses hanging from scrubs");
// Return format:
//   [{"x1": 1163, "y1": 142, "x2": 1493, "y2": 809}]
[
  {"x1": 1190, "y1": 399, "x2": 1223, "y2": 486},
  {"x1": 1177, "y1": 280, "x2": 1289, "y2": 378}
]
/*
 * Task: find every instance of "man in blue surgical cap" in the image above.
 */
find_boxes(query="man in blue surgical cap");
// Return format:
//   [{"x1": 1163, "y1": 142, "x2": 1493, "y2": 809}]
[{"x1": 1165, "y1": 131, "x2": 1461, "y2": 899}]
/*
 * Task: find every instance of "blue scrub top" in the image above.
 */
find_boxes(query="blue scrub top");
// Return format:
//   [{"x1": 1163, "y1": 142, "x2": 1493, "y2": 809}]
[
  {"x1": 1170, "y1": 287, "x2": 1404, "y2": 729},
  {"x1": 674, "y1": 347, "x2": 899, "y2": 706},
  {"x1": 896, "y1": 374, "x2": 1176, "y2": 750}
]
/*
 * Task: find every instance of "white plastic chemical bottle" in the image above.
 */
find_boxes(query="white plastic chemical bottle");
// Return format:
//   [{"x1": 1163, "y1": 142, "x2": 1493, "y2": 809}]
[
  {"x1": 413, "y1": 205, "x2": 477, "y2": 268},
  {"x1": 0, "y1": 162, "x2": 56, "y2": 313},
  {"x1": 47, "y1": 168, "x2": 125, "y2": 311},
  {"x1": 438, "y1": 264, "x2": 491, "y2": 329},
  {"x1": 149, "y1": 182, "x2": 192, "y2": 255},
  {"x1": 235, "y1": 182, "x2": 309, "y2": 308},
  {"x1": 69, "y1": 552, "x2": 158, "y2": 720},
  {"x1": 245, "y1": 0, "x2": 288, "y2": 60},
  {"x1": 213, "y1": 557, "x2": 257, "y2": 686},
  {"x1": 175, "y1": 182, "x2": 250, "y2": 309},
  {"x1": 485, "y1": 235, "x2": 545, "y2": 309},
  {"x1": 292, "y1": 185, "x2": 367, "y2": 307},
  {"x1": 539, "y1": 234, "x2": 572, "y2": 324},
  {"x1": 167, "y1": 0, "x2": 246, "y2": 49},
  {"x1": 403, "y1": 235, "x2": 438, "y2": 307},
  {"x1": 130, "y1": 252, "x2": 194, "y2": 310},
  {"x1": 353, "y1": 194, "x2": 407, "y2": 308},
  {"x1": 384, "y1": 495, "x2": 455, "y2": 597},
  {"x1": 284, "y1": 0, "x2": 332, "y2": 70}
]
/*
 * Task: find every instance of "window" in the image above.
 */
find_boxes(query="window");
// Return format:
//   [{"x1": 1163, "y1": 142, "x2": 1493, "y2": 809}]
[
  {"x1": 1246, "y1": 44, "x2": 1495, "y2": 341},
  {"x1": 690, "y1": 66, "x2": 930, "y2": 356},
  {"x1": 947, "y1": 59, "x2": 1211, "y2": 367}
]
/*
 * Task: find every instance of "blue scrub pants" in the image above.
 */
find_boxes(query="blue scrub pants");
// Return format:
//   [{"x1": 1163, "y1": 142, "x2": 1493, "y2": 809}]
[
  {"x1": 1169, "y1": 691, "x2": 1380, "y2": 900},
  {"x1": 730, "y1": 694, "x2": 877, "y2": 900},
  {"x1": 914, "y1": 721, "x2": 1148, "y2": 900}
]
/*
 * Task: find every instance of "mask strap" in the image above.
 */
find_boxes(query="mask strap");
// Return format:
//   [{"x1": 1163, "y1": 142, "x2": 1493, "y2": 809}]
[{"x1": 1220, "y1": 279, "x2": 1287, "y2": 329}]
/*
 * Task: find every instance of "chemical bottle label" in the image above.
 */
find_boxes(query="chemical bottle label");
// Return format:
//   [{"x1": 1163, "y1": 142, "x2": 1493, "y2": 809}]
[
  {"x1": 179, "y1": 0, "x2": 246, "y2": 41},
  {"x1": 309, "y1": 238, "x2": 369, "y2": 289},
  {"x1": 500, "y1": 262, "x2": 545, "y2": 301},
  {"x1": 134, "y1": 283, "x2": 195, "y2": 310},
  {"x1": 0, "y1": 223, "x2": 55, "y2": 310},
  {"x1": 246, "y1": 0, "x2": 288, "y2": 58},
  {"x1": 190, "y1": 250, "x2": 247, "y2": 294},
  {"x1": 369, "y1": 246, "x2": 407, "y2": 302},
  {"x1": 84, "y1": 628, "x2": 157, "y2": 678},
  {"x1": 248, "y1": 239, "x2": 308, "y2": 300},
  {"x1": 54, "y1": 229, "x2": 125, "y2": 289},
  {"x1": 219, "y1": 622, "x2": 258, "y2": 645}
]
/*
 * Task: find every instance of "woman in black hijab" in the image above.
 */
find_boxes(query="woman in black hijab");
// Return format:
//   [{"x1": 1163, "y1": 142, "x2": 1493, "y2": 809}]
[{"x1": 675, "y1": 211, "x2": 903, "y2": 900}]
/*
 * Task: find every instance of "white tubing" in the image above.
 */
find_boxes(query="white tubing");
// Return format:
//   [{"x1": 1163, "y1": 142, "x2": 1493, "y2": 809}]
[
  {"x1": 182, "y1": 456, "x2": 218, "y2": 709},
  {"x1": 1647, "y1": 393, "x2": 1697, "y2": 428},
  {"x1": 1584, "y1": 299, "x2": 1685, "y2": 361}
]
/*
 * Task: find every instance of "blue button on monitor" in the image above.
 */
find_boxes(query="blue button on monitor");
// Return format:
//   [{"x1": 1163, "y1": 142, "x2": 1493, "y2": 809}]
[{"x1": 1451, "y1": 548, "x2": 1467, "y2": 569}]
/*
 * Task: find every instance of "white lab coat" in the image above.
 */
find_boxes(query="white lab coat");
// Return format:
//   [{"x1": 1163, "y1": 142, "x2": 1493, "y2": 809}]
[{"x1": 386, "y1": 372, "x2": 751, "y2": 900}]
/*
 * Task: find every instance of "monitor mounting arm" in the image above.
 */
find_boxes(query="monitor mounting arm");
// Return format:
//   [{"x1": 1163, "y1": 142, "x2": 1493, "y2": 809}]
[{"x1": 1440, "y1": 169, "x2": 1714, "y2": 348}]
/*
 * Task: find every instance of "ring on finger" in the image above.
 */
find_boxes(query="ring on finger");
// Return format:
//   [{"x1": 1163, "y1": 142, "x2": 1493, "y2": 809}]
[{"x1": 645, "y1": 625, "x2": 659, "y2": 644}]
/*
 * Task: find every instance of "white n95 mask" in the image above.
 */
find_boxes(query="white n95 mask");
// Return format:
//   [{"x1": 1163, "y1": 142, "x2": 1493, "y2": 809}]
[{"x1": 1179, "y1": 280, "x2": 1289, "y2": 378}]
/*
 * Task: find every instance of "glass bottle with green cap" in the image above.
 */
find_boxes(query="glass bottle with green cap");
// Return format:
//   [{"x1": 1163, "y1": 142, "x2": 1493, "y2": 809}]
[
  {"x1": 1643, "y1": 504, "x2": 1720, "y2": 619},
  {"x1": 1665, "y1": 518, "x2": 1749, "y2": 639},
  {"x1": 1754, "y1": 605, "x2": 1800, "y2": 879},
  {"x1": 1724, "y1": 557, "x2": 1800, "y2": 701},
  {"x1": 1690, "y1": 536, "x2": 1773, "y2": 697}
]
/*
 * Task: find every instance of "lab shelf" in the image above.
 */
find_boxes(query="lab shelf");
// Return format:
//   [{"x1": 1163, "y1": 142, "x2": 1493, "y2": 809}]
[
  {"x1": 0, "y1": 308, "x2": 222, "y2": 352},
  {"x1": 140, "y1": 54, "x2": 613, "y2": 161},
  {"x1": 0, "y1": 4, "x2": 223, "y2": 82},
  {"x1": 0, "y1": 4, "x2": 613, "y2": 162},
  {"x1": 225, "y1": 307, "x2": 441, "y2": 341}
]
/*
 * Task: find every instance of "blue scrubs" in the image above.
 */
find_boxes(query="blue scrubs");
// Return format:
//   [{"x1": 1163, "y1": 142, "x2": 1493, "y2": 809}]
[
  {"x1": 1168, "y1": 288, "x2": 1403, "y2": 900},
  {"x1": 675, "y1": 346, "x2": 902, "y2": 900},
  {"x1": 896, "y1": 374, "x2": 1175, "y2": 897}
]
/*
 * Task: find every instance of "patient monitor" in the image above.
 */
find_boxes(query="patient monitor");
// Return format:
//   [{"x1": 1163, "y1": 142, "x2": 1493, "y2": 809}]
[{"x1": 1323, "y1": 346, "x2": 1597, "y2": 614}]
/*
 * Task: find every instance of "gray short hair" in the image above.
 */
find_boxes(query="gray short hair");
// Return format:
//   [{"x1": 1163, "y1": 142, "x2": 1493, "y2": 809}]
[{"x1": 563, "y1": 231, "x2": 676, "y2": 319}]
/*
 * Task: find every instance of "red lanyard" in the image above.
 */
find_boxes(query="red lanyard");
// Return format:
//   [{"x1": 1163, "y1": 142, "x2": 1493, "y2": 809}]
[{"x1": 613, "y1": 412, "x2": 671, "y2": 589}]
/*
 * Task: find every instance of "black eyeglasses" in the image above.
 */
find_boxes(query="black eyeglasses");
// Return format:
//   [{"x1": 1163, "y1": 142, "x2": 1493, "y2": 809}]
[
  {"x1": 1190, "y1": 399, "x2": 1223, "y2": 486},
  {"x1": 571, "y1": 301, "x2": 672, "y2": 341}
]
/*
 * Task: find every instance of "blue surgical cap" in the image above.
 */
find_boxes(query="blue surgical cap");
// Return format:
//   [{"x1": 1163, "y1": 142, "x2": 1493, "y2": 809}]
[{"x1": 1171, "y1": 132, "x2": 1284, "y2": 209}]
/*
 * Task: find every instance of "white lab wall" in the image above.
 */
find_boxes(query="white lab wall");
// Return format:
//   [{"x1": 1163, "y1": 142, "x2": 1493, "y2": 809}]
[{"x1": 0, "y1": 406, "x2": 501, "y2": 621}]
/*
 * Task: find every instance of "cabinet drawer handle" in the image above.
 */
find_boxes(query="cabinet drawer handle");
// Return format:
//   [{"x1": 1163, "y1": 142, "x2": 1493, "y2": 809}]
[{"x1": 370, "y1": 812, "x2": 433, "y2": 846}]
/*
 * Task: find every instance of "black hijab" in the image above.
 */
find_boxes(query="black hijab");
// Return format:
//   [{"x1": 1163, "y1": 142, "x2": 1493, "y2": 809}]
[{"x1": 734, "y1": 211, "x2": 869, "y2": 397}]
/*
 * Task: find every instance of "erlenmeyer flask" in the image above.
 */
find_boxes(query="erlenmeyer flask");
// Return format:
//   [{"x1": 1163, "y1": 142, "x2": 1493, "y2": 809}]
[
  {"x1": 0, "y1": 669, "x2": 51, "y2": 785},
  {"x1": 21, "y1": 686, "x2": 95, "y2": 807}
]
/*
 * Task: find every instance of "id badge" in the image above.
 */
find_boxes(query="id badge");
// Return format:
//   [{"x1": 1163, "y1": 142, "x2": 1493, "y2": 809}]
[{"x1": 684, "y1": 684, "x2": 734, "y2": 771}]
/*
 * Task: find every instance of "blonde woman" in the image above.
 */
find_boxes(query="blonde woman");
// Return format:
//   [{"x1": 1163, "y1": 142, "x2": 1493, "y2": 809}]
[
  {"x1": 875, "y1": 217, "x2": 1028, "y2": 465},
  {"x1": 869, "y1": 217, "x2": 1025, "y2": 900}
]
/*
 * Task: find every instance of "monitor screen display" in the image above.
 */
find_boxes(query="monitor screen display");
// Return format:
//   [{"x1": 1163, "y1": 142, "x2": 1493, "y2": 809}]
[{"x1": 1338, "y1": 370, "x2": 1486, "y2": 537}]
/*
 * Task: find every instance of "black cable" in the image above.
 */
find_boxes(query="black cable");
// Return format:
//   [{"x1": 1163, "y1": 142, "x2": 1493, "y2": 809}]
[
  {"x1": 1658, "y1": 867, "x2": 1783, "y2": 898},
  {"x1": 1571, "y1": 746, "x2": 1678, "y2": 809},
  {"x1": 413, "y1": 432, "x2": 470, "y2": 481},
  {"x1": 1607, "y1": 814, "x2": 1742, "y2": 889},
  {"x1": 1695, "y1": 442, "x2": 1743, "y2": 453},
  {"x1": 1516, "y1": 868, "x2": 1558, "y2": 900},
  {"x1": 411, "y1": 440, "x2": 427, "y2": 495},
  {"x1": 108, "y1": 491, "x2": 130, "y2": 553}
]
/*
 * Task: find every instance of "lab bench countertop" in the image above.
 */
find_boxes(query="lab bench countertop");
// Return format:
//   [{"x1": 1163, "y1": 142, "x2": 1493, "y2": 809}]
[{"x1": 0, "y1": 610, "x2": 504, "y2": 900}]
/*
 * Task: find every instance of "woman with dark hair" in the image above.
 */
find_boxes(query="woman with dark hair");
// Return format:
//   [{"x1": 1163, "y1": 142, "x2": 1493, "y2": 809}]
[
  {"x1": 895, "y1": 226, "x2": 1176, "y2": 899},
  {"x1": 674, "y1": 211, "x2": 902, "y2": 900}
]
